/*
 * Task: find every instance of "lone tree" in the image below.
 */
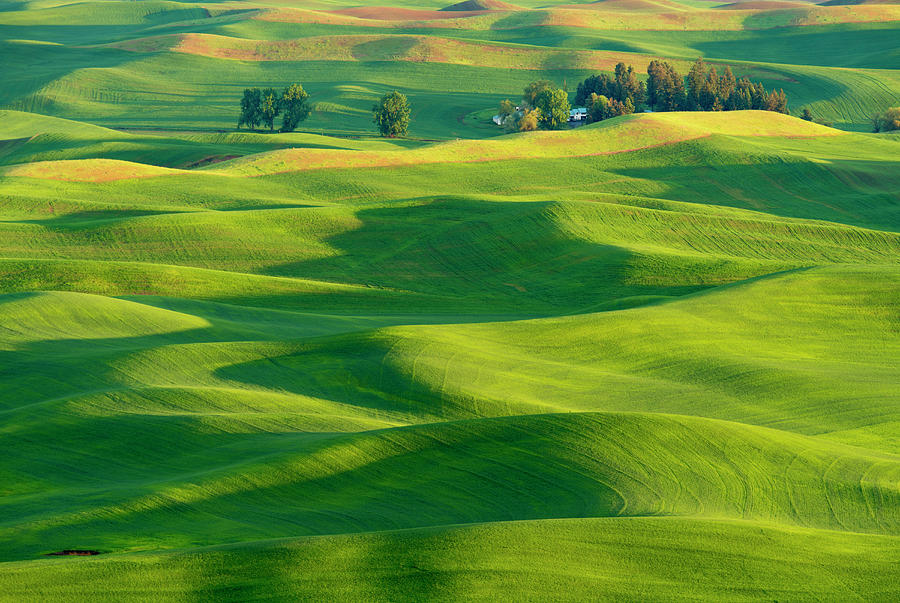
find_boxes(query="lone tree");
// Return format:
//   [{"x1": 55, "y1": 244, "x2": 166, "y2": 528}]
[
  {"x1": 280, "y1": 83, "x2": 311, "y2": 132},
  {"x1": 373, "y1": 91, "x2": 410, "y2": 137},
  {"x1": 238, "y1": 88, "x2": 262, "y2": 130},
  {"x1": 260, "y1": 87, "x2": 281, "y2": 131},
  {"x1": 535, "y1": 87, "x2": 570, "y2": 130}
]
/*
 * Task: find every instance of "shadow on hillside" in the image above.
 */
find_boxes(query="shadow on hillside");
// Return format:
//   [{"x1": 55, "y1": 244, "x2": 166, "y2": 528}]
[
  {"x1": 16, "y1": 209, "x2": 179, "y2": 229},
  {"x1": 0, "y1": 43, "x2": 132, "y2": 110},
  {"x1": 0, "y1": 326, "x2": 214, "y2": 411},
  {"x1": 609, "y1": 154, "x2": 900, "y2": 232},
  {"x1": 257, "y1": 197, "x2": 713, "y2": 314},
  {"x1": 694, "y1": 27, "x2": 900, "y2": 69}
]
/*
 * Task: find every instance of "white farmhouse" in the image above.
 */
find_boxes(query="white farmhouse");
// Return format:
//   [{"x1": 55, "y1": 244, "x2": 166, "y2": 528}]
[{"x1": 568, "y1": 107, "x2": 588, "y2": 122}]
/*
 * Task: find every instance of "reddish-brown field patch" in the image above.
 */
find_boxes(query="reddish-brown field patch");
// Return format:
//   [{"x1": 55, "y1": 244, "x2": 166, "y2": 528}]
[{"x1": 330, "y1": 7, "x2": 486, "y2": 20}]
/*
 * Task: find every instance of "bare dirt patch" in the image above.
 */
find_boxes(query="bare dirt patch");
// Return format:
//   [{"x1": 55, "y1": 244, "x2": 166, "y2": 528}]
[
  {"x1": 185, "y1": 155, "x2": 240, "y2": 169},
  {"x1": 45, "y1": 549, "x2": 102, "y2": 556}
]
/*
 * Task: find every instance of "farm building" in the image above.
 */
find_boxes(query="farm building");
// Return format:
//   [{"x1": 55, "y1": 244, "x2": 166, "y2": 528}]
[{"x1": 568, "y1": 107, "x2": 588, "y2": 122}]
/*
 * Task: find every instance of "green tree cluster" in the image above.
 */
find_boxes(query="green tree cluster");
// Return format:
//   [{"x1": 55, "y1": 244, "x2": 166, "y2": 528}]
[
  {"x1": 872, "y1": 107, "x2": 900, "y2": 132},
  {"x1": 373, "y1": 91, "x2": 411, "y2": 137},
  {"x1": 576, "y1": 59, "x2": 790, "y2": 123},
  {"x1": 646, "y1": 60, "x2": 686, "y2": 112},
  {"x1": 535, "y1": 87, "x2": 571, "y2": 130},
  {"x1": 497, "y1": 99, "x2": 516, "y2": 121},
  {"x1": 507, "y1": 81, "x2": 570, "y2": 131},
  {"x1": 238, "y1": 84, "x2": 311, "y2": 132},
  {"x1": 516, "y1": 108, "x2": 541, "y2": 132},
  {"x1": 586, "y1": 93, "x2": 634, "y2": 122},
  {"x1": 574, "y1": 63, "x2": 645, "y2": 112},
  {"x1": 648, "y1": 59, "x2": 788, "y2": 114}
]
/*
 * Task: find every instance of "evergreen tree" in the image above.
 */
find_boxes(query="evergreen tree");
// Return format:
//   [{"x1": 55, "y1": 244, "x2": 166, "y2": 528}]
[
  {"x1": 686, "y1": 58, "x2": 707, "y2": 111},
  {"x1": 575, "y1": 74, "x2": 614, "y2": 106},
  {"x1": 614, "y1": 63, "x2": 645, "y2": 110},
  {"x1": 606, "y1": 99, "x2": 629, "y2": 117},
  {"x1": 719, "y1": 66, "x2": 736, "y2": 108},
  {"x1": 700, "y1": 65, "x2": 719, "y2": 111},
  {"x1": 750, "y1": 82, "x2": 768, "y2": 110},
  {"x1": 765, "y1": 89, "x2": 788, "y2": 114},
  {"x1": 801, "y1": 108, "x2": 813, "y2": 121},
  {"x1": 727, "y1": 78, "x2": 754, "y2": 111},
  {"x1": 646, "y1": 60, "x2": 664, "y2": 110},
  {"x1": 647, "y1": 61, "x2": 684, "y2": 111}
]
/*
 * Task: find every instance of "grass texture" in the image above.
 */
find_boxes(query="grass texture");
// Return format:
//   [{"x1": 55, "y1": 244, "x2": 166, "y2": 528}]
[{"x1": 0, "y1": 0, "x2": 899, "y2": 600}]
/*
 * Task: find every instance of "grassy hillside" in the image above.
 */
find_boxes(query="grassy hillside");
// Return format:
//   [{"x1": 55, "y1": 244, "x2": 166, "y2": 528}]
[
  {"x1": 3, "y1": 519, "x2": 898, "y2": 602},
  {"x1": 1, "y1": 0, "x2": 898, "y2": 600},
  {"x1": 1, "y1": 0, "x2": 897, "y2": 132}
]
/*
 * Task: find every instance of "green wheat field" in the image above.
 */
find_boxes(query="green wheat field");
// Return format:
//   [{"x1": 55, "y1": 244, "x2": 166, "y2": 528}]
[{"x1": 0, "y1": 0, "x2": 898, "y2": 600}]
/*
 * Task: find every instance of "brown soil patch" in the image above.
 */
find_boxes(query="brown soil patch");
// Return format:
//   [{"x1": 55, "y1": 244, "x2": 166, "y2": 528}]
[
  {"x1": 185, "y1": 154, "x2": 240, "y2": 169},
  {"x1": 441, "y1": 0, "x2": 521, "y2": 10},
  {"x1": 717, "y1": 1, "x2": 810, "y2": 9},
  {"x1": 45, "y1": 549, "x2": 102, "y2": 556},
  {"x1": 331, "y1": 7, "x2": 486, "y2": 20}
]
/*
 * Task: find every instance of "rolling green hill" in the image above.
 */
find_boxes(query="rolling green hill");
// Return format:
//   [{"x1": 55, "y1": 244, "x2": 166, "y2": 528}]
[{"x1": 1, "y1": 0, "x2": 898, "y2": 600}]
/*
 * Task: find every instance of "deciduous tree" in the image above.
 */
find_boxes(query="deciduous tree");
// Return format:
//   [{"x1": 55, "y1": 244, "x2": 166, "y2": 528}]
[
  {"x1": 373, "y1": 91, "x2": 411, "y2": 137},
  {"x1": 523, "y1": 80, "x2": 554, "y2": 109},
  {"x1": 238, "y1": 88, "x2": 261, "y2": 130},
  {"x1": 516, "y1": 108, "x2": 541, "y2": 131},
  {"x1": 260, "y1": 87, "x2": 281, "y2": 131},
  {"x1": 587, "y1": 93, "x2": 609, "y2": 123},
  {"x1": 535, "y1": 87, "x2": 571, "y2": 130},
  {"x1": 280, "y1": 83, "x2": 310, "y2": 132},
  {"x1": 873, "y1": 107, "x2": 900, "y2": 132}
]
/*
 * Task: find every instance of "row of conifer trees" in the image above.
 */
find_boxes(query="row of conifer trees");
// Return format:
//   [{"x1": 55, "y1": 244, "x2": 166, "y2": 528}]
[{"x1": 574, "y1": 58, "x2": 788, "y2": 120}]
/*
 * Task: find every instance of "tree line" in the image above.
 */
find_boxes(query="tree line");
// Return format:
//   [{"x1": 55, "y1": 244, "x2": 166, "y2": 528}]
[
  {"x1": 497, "y1": 80, "x2": 572, "y2": 131},
  {"x1": 576, "y1": 58, "x2": 788, "y2": 120},
  {"x1": 498, "y1": 59, "x2": 791, "y2": 131}
]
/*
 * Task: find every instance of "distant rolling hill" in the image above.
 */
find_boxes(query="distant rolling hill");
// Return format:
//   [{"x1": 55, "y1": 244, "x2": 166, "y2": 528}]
[{"x1": 0, "y1": 0, "x2": 898, "y2": 599}]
